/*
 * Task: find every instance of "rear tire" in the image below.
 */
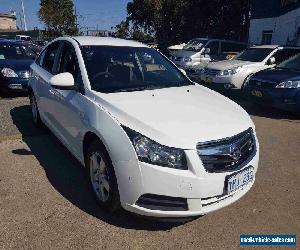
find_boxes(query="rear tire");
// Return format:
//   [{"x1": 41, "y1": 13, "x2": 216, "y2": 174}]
[
  {"x1": 29, "y1": 92, "x2": 42, "y2": 126},
  {"x1": 86, "y1": 140, "x2": 121, "y2": 213}
]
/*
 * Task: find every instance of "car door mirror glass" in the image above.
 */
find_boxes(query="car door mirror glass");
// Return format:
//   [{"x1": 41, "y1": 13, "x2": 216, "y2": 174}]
[
  {"x1": 267, "y1": 57, "x2": 276, "y2": 65},
  {"x1": 49, "y1": 72, "x2": 75, "y2": 89}
]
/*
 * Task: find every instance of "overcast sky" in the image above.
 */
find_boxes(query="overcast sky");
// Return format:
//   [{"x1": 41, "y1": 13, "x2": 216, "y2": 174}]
[{"x1": 0, "y1": 0, "x2": 130, "y2": 30}]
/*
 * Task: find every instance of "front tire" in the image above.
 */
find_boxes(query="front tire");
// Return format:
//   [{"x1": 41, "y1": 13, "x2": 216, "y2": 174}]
[{"x1": 86, "y1": 140, "x2": 121, "y2": 213}]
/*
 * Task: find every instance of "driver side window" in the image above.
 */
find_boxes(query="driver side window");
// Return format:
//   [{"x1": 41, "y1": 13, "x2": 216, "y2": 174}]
[
  {"x1": 206, "y1": 41, "x2": 220, "y2": 56},
  {"x1": 58, "y1": 43, "x2": 83, "y2": 90}
]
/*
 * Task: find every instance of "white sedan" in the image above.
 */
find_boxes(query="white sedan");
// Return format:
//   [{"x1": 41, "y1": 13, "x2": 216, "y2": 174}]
[{"x1": 28, "y1": 36, "x2": 259, "y2": 218}]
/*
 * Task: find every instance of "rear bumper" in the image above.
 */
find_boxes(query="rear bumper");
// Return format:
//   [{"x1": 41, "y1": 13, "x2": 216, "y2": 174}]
[
  {"x1": 244, "y1": 87, "x2": 300, "y2": 113},
  {"x1": 0, "y1": 78, "x2": 29, "y2": 93}
]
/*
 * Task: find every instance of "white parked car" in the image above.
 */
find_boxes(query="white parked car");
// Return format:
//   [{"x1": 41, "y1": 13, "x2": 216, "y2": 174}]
[
  {"x1": 29, "y1": 36, "x2": 259, "y2": 218},
  {"x1": 170, "y1": 38, "x2": 246, "y2": 69},
  {"x1": 168, "y1": 43, "x2": 186, "y2": 56},
  {"x1": 197, "y1": 45, "x2": 300, "y2": 89}
]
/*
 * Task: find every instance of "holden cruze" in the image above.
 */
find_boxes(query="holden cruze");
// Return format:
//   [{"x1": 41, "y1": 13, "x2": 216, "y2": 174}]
[{"x1": 28, "y1": 37, "x2": 259, "y2": 218}]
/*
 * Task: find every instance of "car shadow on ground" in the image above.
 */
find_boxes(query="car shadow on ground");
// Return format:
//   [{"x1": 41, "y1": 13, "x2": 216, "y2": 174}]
[{"x1": 10, "y1": 105, "x2": 193, "y2": 231}]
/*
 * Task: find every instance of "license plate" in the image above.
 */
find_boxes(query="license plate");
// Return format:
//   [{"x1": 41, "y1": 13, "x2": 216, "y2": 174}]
[
  {"x1": 251, "y1": 90, "x2": 263, "y2": 98},
  {"x1": 204, "y1": 76, "x2": 212, "y2": 84},
  {"x1": 227, "y1": 167, "x2": 254, "y2": 194},
  {"x1": 8, "y1": 84, "x2": 23, "y2": 90}
]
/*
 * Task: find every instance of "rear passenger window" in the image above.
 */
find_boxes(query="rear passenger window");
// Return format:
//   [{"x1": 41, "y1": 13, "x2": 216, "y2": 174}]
[
  {"x1": 273, "y1": 49, "x2": 300, "y2": 64},
  {"x1": 42, "y1": 42, "x2": 60, "y2": 73}
]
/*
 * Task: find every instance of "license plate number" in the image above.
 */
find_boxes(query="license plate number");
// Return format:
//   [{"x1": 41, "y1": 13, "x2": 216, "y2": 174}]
[
  {"x1": 251, "y1": 90, "x2": 262, "y2": 98},
  {"x1": 227, "y1": 167, "x2": 254, "y2": 194}
]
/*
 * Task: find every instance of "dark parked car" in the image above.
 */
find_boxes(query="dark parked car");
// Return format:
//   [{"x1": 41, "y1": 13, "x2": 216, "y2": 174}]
[
  {"x1": 0, "y1": 40, "x2": 37, "y2": 93},
  {"x1": 244, "y1": 53, "x2": 300, "y2": 114}
]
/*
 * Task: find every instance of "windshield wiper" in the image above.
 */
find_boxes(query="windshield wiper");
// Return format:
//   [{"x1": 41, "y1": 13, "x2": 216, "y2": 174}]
[{"x1": 113, "y1": 83, "x2": 192, "y2": 93}]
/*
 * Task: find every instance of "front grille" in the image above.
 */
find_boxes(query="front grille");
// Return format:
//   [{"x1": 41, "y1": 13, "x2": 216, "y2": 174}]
[
  {"x1": 204, "y1": 68, "x2": 221, "y2": 76},
  {"x1": 248, "y1": 79, "x2": 278, "y2": 89},
  {"x1": 136, "y1": 194, "x2": 188, "y2": 211},
  {"x1": 197, "y1": 128, "x2": 256, "y2": 173}
]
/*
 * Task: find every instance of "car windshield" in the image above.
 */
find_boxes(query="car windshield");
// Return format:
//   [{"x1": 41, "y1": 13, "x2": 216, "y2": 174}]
[
  {"x1": 276, "y1": 54, "x2": 300, "y2": 71},
  {"x1": 235, "y1": 48, "x2": 274, "y2": 62},
  {"x1": 183, "y1": 39, "x2": 208, "y2": 52},
  {"x1": 0, "y1": 43, "x2": 36, "y2": 60},
  {"x1": 81, "y1": 46, "x2": 192, "y2": 93}
]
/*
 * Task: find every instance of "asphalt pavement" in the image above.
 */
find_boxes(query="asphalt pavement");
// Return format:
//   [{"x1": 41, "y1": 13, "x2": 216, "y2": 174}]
[{"x1": 0, "y1": 94, "x2": 299, "y2": 249}]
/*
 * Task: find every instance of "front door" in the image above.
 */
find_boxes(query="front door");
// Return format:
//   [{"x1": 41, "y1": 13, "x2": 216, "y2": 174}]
[{"x1": 46, "y1": 42, "x2": 88, "y2": 157}]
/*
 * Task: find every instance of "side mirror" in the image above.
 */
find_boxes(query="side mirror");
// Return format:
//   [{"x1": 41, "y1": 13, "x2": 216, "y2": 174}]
[
  {"x1": 180, "y1": 68, "x2": 187, "y2": 76},
  {"x1": 267, "y1": 57, "x2": 276, "y2": 65},
  {"x1": 204, "y1": 47, "x2": 211, "y2": 55},
  {"x1": 49, "y1": 72, "x2": 75, "y2": 90}
]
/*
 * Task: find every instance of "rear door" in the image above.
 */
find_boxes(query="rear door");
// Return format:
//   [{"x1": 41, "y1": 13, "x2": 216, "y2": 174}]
[{"x1": 33, "y1": 41, "x2": 62, "y2": 126}]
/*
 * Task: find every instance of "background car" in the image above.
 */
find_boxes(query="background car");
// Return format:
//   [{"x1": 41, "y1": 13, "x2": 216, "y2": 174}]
[
  {"x1": 244, "y1": 54, "x2": 300, "y2": 114},
  {"x1": 170, "y1": 38, "x2": 247, "y2": 69},
  {"x1": 196, "y1": 45, "x2": 300, "y2": 90},
  {"x1": 0, "y1": 40, "x2": 37, "y2": 94}
]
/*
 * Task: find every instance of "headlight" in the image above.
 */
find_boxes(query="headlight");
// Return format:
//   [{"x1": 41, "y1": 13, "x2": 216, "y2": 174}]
[
  {"x1": 217, "y1": 67, "x2": 241, "y2": 76},
  {"x1": 1, "y1": 68, "x2": 18, "y2": 78},
  {"x1": 123, "y1": 127, "x2": 187, "y2": 170},
  {"x1": 184, "y1": 57, "x2": 192, "y2": 62},
  {"x1": 276, "y1": 80, "x2": 300, "y2": 89}
]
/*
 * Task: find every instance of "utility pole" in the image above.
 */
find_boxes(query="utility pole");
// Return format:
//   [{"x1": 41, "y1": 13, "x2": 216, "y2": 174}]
[{"x1": 20, "y1": 0, "x2": 27, "y2": 31}]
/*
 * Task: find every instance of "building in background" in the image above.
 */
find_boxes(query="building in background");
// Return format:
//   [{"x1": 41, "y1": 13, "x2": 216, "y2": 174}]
[
  {"x1": 0, "y1": 11, "x2": 17, "y2": 31},
  {"x1": 249, "y1": 0, "x2": 300, "y2": 45}
]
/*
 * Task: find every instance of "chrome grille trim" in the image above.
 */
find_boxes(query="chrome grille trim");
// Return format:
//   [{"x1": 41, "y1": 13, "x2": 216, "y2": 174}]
[{"x1": 197, "y1": 128, "x2": 256, "y2": 173}]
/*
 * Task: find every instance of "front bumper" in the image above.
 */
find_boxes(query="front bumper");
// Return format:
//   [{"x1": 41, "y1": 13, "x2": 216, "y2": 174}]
[
  {"x1": 0, "y1": 77, "x2": 29, "y2": 93},
  {"x1": 244, "y1": 86, "x2": 300, "y2": 113},
  {"x1": 115, "y1": 143, "x2": 259, "y2": 218},
  {"x1": 199, "y1": 73, "x2": 245, "y2": 90}
]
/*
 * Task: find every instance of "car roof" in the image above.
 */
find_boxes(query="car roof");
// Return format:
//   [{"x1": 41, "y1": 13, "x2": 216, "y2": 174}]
[
  {"x1": 71, "y1": 36, "x2": 148, "y2": 48},
  {"x1": 189, "y1": 38, "x2": 246, "y2": 44},
  {"x1": 250, "y1": 45, "x2": 279, "y2": 49},
  {"x1": 0, "y1": 40, "x2": 28, "y2": 46}
]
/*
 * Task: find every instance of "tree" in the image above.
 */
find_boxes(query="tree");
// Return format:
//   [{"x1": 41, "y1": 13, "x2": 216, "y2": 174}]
[
  {"x1": 116, "y1": 0, "x2": 250, "y2": 52},
  {"x1": 113, "y1": 21, "x2": 130, "y2": 39},
  {"x1": 39, "y1": 0, "x2": 79, "y2": 38}
]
